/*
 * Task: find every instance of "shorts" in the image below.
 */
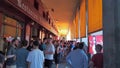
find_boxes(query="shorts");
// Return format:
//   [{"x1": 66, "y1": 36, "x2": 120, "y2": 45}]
[{"x1": 45, "y1": 59, "x2": 53, "y2": 68}]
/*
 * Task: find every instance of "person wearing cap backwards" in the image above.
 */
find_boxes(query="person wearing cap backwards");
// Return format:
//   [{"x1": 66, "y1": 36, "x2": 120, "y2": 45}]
[
  {"x1": 27, "y1": 40, "x2": 44, "y2": 68},
  {"x1": 66, "y1": 42, "x2": 88, "y2": 68}
]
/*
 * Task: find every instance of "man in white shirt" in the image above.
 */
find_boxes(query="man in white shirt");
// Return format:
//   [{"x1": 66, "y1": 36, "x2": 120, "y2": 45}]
[
  {"x1": 27, "y1": 40, "x2": 44, "y2": 68},
  {"x1": 45, "y1": 38, "x2": 55, "y2": 68}
]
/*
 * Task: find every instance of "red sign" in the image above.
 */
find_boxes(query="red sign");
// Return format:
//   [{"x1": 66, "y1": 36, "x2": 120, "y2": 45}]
[
  {"x1": 89, "y1": 35, "x2": 103, "y2": 54},
  {"x1": 96, "y1": 35, "x2": 103, "y2": 45},
  {"x1": 89, "y1": 36, "x2": 94, "y2": 54}
]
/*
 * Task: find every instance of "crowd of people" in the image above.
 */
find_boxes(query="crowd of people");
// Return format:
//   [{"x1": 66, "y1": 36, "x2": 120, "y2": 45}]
[{"x1": 0, "y1": 37, "x2": 103, "y2": 68}]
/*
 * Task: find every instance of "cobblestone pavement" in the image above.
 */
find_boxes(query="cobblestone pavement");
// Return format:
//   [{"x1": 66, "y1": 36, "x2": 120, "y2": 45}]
[{"x1": 52, "y1": 62, "x2": 72, "y2": 68}]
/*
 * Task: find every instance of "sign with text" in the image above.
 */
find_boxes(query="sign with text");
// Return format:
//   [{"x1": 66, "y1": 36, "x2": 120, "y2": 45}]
[{"x1": 6, "y1": 0, "x2": 58, "y2": 35}]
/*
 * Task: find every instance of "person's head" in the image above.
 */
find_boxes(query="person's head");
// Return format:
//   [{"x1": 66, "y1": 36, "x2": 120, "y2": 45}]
[
  {"x1": 78, "y1": 42, "x2": 84, "y2": 49},
  {"x1": 43, "y1": 37, "x2": 47, "y2": 43},
  {"x1": 21, "y1": 40, "x2": 28, "y2": 47},
  {"x1": 73, "y1": 41, "x2": 76, "y2": 45},
  {"x1": 60, "y1": 40, "x2": 64, "y2": 45},
  {"x1": 3, "y1": 37, "x2": 6, "y2": 41},
  {"x1": 95, "y1": 44, "x2": 103, "y2": 53},
  {"x1": 47, "y1": 38, "x2": 53, "y2": 44},
  {"x1": 38, "y1": 39, "x2": 42, "y2": 44},
  {"x1": 12, "y1": 38, "x2": 19, "y2": 47},
  {"x1": 52, "y1": 40, "x2": 56, "y2": 45},
  {"x1": 33, "y1": 40, "x2": 39, "y2": 49}
]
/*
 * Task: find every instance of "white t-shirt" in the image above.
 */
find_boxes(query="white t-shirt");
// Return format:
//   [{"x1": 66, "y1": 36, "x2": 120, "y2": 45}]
[
  {"x1": 27, "y1": 49, "x2": 44, "y2": 68},
  {"x1": 45, "y1": 44, "x2": 55, "y2": 60}
]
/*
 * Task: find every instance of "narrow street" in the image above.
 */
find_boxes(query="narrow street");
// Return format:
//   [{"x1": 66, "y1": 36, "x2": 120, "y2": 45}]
[{"x1": 52, "y1": 62, "x2": 71, "y2": 68}]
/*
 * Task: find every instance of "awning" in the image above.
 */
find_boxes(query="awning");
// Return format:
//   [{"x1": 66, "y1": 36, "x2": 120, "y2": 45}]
[
  {"x1": 75, "y1": 10, "x2": 79, "y2": 39},
  {"x1": 80, "y1": 0, "x2": 86, "y2": 38},
  {"x1": 88, "y1": 0, "x2": 102, "y2": 33},
  {"x1": 70, "y1": 20, "x2": 76, "y2": 39},
  {"x1": 71, "y1": 0, "x2": 86, "y2": 39},
  {"x1": 73, "y1": 0, "x2": 86, "y2": 38}
]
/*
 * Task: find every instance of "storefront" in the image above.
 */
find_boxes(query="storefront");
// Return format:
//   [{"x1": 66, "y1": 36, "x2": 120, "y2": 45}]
[
  {"x1": 1, "y1": 16, "x2": 22, "y2": 40},
  {"x1": 0, "y1": 0, "x2": 58, "y2": 51},
  {"x1": 26, "y1": 24, "x2": 31, "y2": 43},
  {"x1": 0, "y1": 0, "x2": 30, "y2": 52},
  {"x1": 88, "y1": 31, "x2": 103, "y2": 54}
]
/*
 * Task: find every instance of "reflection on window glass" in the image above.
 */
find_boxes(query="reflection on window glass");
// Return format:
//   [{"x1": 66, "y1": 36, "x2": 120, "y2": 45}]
[{"x1": 4, "y1": 25, "x2": 16, "y2": 37}]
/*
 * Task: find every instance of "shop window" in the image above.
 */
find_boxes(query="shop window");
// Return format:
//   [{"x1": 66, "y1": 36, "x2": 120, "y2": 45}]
[
  {"x1": 43, "y1": 11, "x2": 45, "y2": 18},
  {"x1": 17, "y1": 24, "x2": 22, "y2": 37},
  {"x1": 31, "y1": 27, "x2": 38, "y2": 37},
  {"x1": 46, "y1": 11, "x2": 49, "y2": 21},
  {"x1": 4, "y1": 25, "x2": 16, "y2": 37},
  {"x1": 2, "y1": 16, "x2": 22, "y2": 38},
  {"x1": 4, "y1": 16, "x2": 17, "y2": 26},
  {"x1": 34, "y1": 0, "x2": 39, "y2": 10},
  {"x1": 48, "y1": 18, "x2": 51, "y2": 24}
]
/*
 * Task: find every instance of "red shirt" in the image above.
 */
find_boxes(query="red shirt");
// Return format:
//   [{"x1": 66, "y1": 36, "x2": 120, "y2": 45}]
[{"x1": 92, "y1": 53, "x2": 103, "y2": 68}]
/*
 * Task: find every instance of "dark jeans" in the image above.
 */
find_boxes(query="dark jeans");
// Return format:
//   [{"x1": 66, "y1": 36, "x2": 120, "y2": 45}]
[{"x1": 45, "y1": 59, "x2": 53, "y2": 68}]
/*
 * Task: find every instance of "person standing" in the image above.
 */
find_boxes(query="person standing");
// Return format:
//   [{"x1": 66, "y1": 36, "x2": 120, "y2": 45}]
[
  {"x1": 27, "y1": 40, "x2": 33, "y2": 51},
  {"x1": 27, "y1": 40, "x2": 44, "y2": 68},
  {"x1": 45, "y1": 38, "x2": 55, "y2": 68},
  {"x1": 39, "y1": 38, "x2": 47, "y2": 51},
  {"x1": 89, "y1": 44, "x2": 103, "y2": 68},
  {"x1": 54, "y1": 44, "x2": 61, "y2": 68},
  {"x1": 6, "y1": 38, "x2": 19, "y2": 68},
  {"x1": 0, "y1": 52, "x2": 4, "y2": 68},
  {"x1": 16, "y1": 40, "x2": 29, "y2": 68},
  {"x1": 70, "y1": 41, "x2": 76, "y2": 51},
  {"x1": 3, "y1": 37, "x2": 8, "y2": 54},
  {"x1": 66, "y1": 42, "x2": 88, "y2": 68}
]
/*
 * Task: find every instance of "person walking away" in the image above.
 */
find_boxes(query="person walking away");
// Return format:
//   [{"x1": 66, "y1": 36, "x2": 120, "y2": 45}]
[
  {"x1": 66, "y1": 42, "x2": 88, "y2": 68},
  {"x1": 54, "y1": 44, "x2": 61, "y2": 68},
  {"x1": 27, "y1": 40, "x2": 44, "y2": 68},
  {"x1": 16, "y1": 40, "x2": 29, "y2": 68}
]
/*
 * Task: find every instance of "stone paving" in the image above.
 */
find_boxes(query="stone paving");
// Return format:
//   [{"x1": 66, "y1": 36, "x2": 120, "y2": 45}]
[{"x1": 52, "y1": 62, "x2": 72, "y2": 68}]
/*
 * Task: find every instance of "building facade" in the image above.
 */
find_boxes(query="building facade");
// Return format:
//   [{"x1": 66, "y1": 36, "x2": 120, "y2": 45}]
[{"x1": 0, "y1": 0, "x2": 58, "y2": 51}]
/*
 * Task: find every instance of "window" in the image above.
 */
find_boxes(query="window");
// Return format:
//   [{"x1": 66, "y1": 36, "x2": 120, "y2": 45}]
[
  {"x1": 43, "y1": 11, "x2": 45, "y2": 18},
  {"x1": 3, "y1": 16, "x2": 22, "y2": 37},
  {"x1": 34, "y1": 0, "x2": 39, "y2": 10},
  {"x1": 45, "y1": 11, "x2": 49, "y2": 21},
  {"x1": 48, "y1": 18, "x2": 51, "y2": 24}
]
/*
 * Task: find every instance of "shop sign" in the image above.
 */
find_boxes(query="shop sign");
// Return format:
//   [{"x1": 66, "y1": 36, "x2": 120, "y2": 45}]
[
  {"x1": 6, "y1": 0, "x2": 58, "y2": 35},
  {"x1": 6, "y1": 0, "x2": 39, "y2": 21}
]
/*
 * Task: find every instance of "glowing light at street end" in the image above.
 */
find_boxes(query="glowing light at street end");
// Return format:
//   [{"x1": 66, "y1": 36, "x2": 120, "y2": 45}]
[{"x1": 66, "y1": 29, "x2": 71, "y2": 40}]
